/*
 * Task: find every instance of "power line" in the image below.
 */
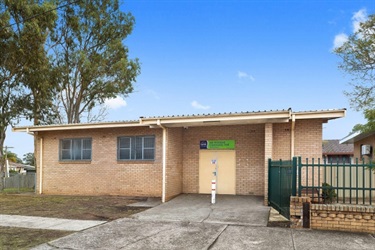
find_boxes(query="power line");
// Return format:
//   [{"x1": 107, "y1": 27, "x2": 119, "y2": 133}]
[{"x1": 0, "y1": 0, "x2": 81, "y2": 31}]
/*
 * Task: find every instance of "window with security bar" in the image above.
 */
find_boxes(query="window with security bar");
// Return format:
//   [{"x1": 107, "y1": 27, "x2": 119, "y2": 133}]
[
  {"x1": 118, "y1": 136, "x2": 155, "y2": 160},
  {"x1": 60, "y1": 138, "x2": 92, "y2": 161}
]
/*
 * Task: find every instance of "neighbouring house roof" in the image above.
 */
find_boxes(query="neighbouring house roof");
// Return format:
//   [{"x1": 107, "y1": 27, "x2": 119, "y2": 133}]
[
  {"x1": 8, "y1": 162, "x2": 35, "y2": 170},
  {"x1": 12, "y1": 108, "x2": 346, "y2": 132},
  {"x1": 322, "y1": 140, "x2": 353, "y2": 156},
  {"x1": 340, "y1": 131, "x2": 375, "y2": 144}
]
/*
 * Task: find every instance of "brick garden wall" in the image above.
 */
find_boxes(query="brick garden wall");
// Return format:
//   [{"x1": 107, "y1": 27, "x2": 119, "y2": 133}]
[
  {"x1": 290, "y1": 196, "x2": 375, "y2": 234},
  {"x1": 310, "y1": 204, "x2": 375, "y2": 233}
]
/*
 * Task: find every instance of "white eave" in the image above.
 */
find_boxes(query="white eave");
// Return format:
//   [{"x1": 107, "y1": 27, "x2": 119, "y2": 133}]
[
  {"x1": 340, "y1": 131, "x2": 375, "y2": 144},
  {"x1": 12, "y1": 108, "x2": 346, "y2": 133},
  {"x1": 12, "y1": 120, "x2": 143, "y2": 132}
]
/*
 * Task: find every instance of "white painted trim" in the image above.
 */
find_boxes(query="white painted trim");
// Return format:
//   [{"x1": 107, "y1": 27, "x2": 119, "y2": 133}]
[
  {"x1": 157, "y1": 119, "x2": 167, "y2": 203},
  {"x1": 291, "y1": 114, "x2": 295, "y2": 159},
  {"x1": 39, "y1": 137, "x2": 43, "y2": 194}
]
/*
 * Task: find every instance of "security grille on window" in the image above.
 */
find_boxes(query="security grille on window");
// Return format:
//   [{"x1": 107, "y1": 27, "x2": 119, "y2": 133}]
[
  {"x1": 118, "y1": 136, "x2": 155, "y2": 160},
  {"x1": 60, "y1": 138, "x2": 92, "y2": 161}
]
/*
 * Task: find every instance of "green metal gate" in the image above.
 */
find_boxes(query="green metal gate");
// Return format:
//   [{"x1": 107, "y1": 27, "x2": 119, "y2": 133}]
[{"x1": 268, "y1": 158, "x2": 297, "y2": 219}]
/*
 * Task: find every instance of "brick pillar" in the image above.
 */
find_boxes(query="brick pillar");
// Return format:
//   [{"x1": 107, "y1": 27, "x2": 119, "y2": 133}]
[{"x1": 264, "y1": 123, "x2": 273, "y2": 205}]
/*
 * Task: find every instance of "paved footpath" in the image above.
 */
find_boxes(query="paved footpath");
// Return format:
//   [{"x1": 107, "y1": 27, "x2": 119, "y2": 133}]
[
  {"x1": 30, "y1": 218, "x2": 375, "y2": 250},
  {"x1": 0, "y1": 214, "x2": 106, "y2": 231}
]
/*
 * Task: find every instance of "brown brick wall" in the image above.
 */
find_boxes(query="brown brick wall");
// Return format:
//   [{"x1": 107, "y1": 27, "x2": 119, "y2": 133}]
[
  {"x1": 310, "y1": 204, "x2": 375, "y2": 234},
  {"x1": 294, "y1": 119, "x2": 323, "y2": 160},
  {"x1": 354, "y1": 135, "x2": 375, "y2": 161},
  {"x1": 290, "y1": 196, "x2": 375, "y2": 234},
  {"x1": 33, "y1": 119, "x2": 325, "y2": 199},
  {"x1": 264, "y1": 123, "x2": 273, "y2": 205},
  {"x1": 165, "y1": 127, "x2": 183, "y2": 200},
  {"x1": 182, "y1": 124, "x2": 265, "y2": 195},
  {"x1": 35, "y1": 127, "x2": 163, "y2": 197},
  {"x1": 272, "y1": 123, "x2": 291, "y2": 160},
  {"x1": 294, "y1": 119, "x2": 323, "y2": 187}
]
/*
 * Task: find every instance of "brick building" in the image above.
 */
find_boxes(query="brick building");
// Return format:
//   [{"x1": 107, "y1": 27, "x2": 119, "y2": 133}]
[
  {"x1": 13, "y1": 108, "x2": 345, "y2": 204},
  {"x1": 340, "y1": 131, "x2": 375, "y2": 161},
  {"x1": 322, "y1": 139, "x2": 353, "y2": 163}
]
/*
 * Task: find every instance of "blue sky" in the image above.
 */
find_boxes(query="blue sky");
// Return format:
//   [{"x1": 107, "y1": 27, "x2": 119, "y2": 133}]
[{"x1": 6, "y1": 0, "x2": 375, "y2": 158}]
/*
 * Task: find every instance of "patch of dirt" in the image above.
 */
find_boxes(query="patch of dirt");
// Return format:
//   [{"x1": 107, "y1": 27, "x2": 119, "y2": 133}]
[
  {"x1": 0, "y1": 194, "x2": 149, "y2": 221},
  {"x1": 0, "y1": 227, "x2": 71, "y2": 250},
  {"x1": 0, "y1": 194, "x2": 151, "y2": 249}
]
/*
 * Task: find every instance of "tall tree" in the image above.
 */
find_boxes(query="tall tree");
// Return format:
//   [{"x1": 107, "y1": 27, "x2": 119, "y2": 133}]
[
  {"x1": 0, "y1": 1, "x2": 57, "y2": 175},
  {"x1": 0, "y1": 1, "x2": 24, "y2": 175},
  {"x1": 335, "y1": 14, "x2": 375, "y2": 112},
  {"x1": 335, "y1": 13, "x2": 375, "y2": 133},
  {"x1": 23, "y1": 152, "x2": 35, "y2": 166},
  {"x1": 5, "y1": 0, "x2": 59, "y2": 126},
  {"x1": 50, "y1": 0, "x2": 140, "y2": 123}
]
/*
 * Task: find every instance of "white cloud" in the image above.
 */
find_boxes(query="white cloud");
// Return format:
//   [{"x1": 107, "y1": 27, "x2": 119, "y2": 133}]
[
  {"x1": 333, "y1": 33, "x2": 348, "y2": 49},
  {"x1": 104, "y1": 96, "x2": 127, "y2": 109},
  {"x1": 238, "y1": 71, "x2": 255, "y2": 81},
  {"x1": 332, "y1": 9, "x2": 368, "y2": 50},
  {"x1": 352, "y1": 8, "x2": 368, "y2": 33},
  {"x1": 191, "y1": 100, "x2": 210, "y2": 110}
]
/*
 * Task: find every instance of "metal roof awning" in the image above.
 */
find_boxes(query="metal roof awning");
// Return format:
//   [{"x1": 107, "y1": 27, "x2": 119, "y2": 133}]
[{"x1": 12, "y1": 108, "x2": 346, "y2": 133}]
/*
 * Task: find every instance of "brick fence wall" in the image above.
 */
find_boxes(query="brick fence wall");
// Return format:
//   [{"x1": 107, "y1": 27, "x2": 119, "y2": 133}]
[
  {"x1": 290, "y1": 196, "x2": 375, "y2": 234},
  {"x1": 311, "y1": 204, "x2": 375, "y2": 233}
]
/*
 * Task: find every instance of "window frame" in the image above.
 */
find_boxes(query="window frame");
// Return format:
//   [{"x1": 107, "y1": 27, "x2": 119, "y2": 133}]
[
  {"x1": 117, "y1": 135, "x2": 155, "y2": 161},
  {"x1": 59, "y1": 138, "x2": 92, "y2": 162}
]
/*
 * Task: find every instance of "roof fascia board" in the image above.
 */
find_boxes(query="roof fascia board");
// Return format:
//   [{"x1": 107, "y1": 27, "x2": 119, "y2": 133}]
[
  {"x1": 12, "y1": 122, "x2": 144, "y2": 132},
  {"x1": 340, "y1": 131, "x2": 375, "y2": 144},
  {"x1": 293, "y1": 109, "x2": 345, "y2": 120},
  {"x1": 340, "y1": 131, "x2": 361, "y2": 144}
]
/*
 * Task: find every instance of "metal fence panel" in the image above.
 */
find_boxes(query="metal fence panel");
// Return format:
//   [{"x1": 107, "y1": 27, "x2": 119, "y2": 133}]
[
  {"x1": 269, "y1": 159, "x2": 293, "y2": 219},
  {"x1": 298, "y1": 157, "x2": 375, "y2": 205}
]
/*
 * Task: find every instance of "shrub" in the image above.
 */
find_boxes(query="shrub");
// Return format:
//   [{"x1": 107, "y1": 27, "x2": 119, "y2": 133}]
[{"x1": 321, "y1": 182, "x2": 336, "y2": 204}]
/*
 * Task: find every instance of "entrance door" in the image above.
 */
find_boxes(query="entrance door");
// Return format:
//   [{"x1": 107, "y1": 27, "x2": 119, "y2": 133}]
[{"x1": 199, "y1": 150, "x2": 236, "y2": 194}]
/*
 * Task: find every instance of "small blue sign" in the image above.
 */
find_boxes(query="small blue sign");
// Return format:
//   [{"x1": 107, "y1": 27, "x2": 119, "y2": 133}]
[{"x1": 200, "y1": 140, "x2": 208, "y2": 149}]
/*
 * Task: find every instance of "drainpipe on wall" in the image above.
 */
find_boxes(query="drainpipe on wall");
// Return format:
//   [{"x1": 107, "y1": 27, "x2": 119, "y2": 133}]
[
  {"x1": 39, "y1": 137, "x2": 43, "y2": 194},
  {"x1": 157, "y1": 119, "x2": 167, "y2": 203},
  {"x1": 291, "y1": 114, "x2": 295, "y2": 159}
]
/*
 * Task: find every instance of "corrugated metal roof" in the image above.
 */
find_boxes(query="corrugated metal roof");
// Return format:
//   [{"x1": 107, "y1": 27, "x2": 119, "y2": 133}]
[
  {"x1": 12, "y1": 108, "x2": 346, "y2": 132},
  {"x1": 141, "y1": 109, "x2": 291, "y2": 119}
]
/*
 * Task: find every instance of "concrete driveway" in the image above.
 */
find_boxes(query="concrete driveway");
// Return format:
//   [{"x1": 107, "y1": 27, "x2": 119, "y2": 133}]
[
  {"x1": 133, "y1": 194, "x2": 269, "y2": 226},
  {"x1": 32, "y1": 194, "x2": 375, "y2": 250}
]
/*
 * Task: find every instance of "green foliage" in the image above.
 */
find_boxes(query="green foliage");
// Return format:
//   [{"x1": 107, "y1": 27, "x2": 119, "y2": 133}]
[
  {"x1": 321, "y1": 182, "x2": 337, "y2": 204},
  {"x1": 350, "y1": 109, "x2": 375, "y2": 133},
  {"x1": 23, "y1": 152, "x2": 35, "y2": 166},
  {"x1": 50, "y1": 0, "x2": 140, "y2": 123},
  {"x1": 334, "y1": 14, "x2": 375, "y2": 112},
  {"x1": 1, "y1": 187, "x2": 35, "y2": 194},
  {"x1": 0, "y1": 1, "x2": 58, "y2": 173},
  {"x1": 3, "y1": 151, "x2": 22, "y2": 163}
]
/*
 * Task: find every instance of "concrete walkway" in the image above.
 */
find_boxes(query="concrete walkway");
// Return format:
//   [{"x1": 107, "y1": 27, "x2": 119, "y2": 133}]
[
  {"x1": 133, "y1": 194, "x2": 270, "y2": 226},
  {"x1": 0, "y1": 214, "x2": 106, "y2": 231}
]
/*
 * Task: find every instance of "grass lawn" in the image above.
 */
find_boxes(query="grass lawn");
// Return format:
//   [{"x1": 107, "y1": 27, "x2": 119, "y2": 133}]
[{"x1": 0, "y1": 194, "x2": 149, "y2": 249}]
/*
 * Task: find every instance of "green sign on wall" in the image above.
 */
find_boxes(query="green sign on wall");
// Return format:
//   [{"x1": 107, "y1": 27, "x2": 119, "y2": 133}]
[{"x1": 200, "y1": 140, "x2": 235, "y2": 150}]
